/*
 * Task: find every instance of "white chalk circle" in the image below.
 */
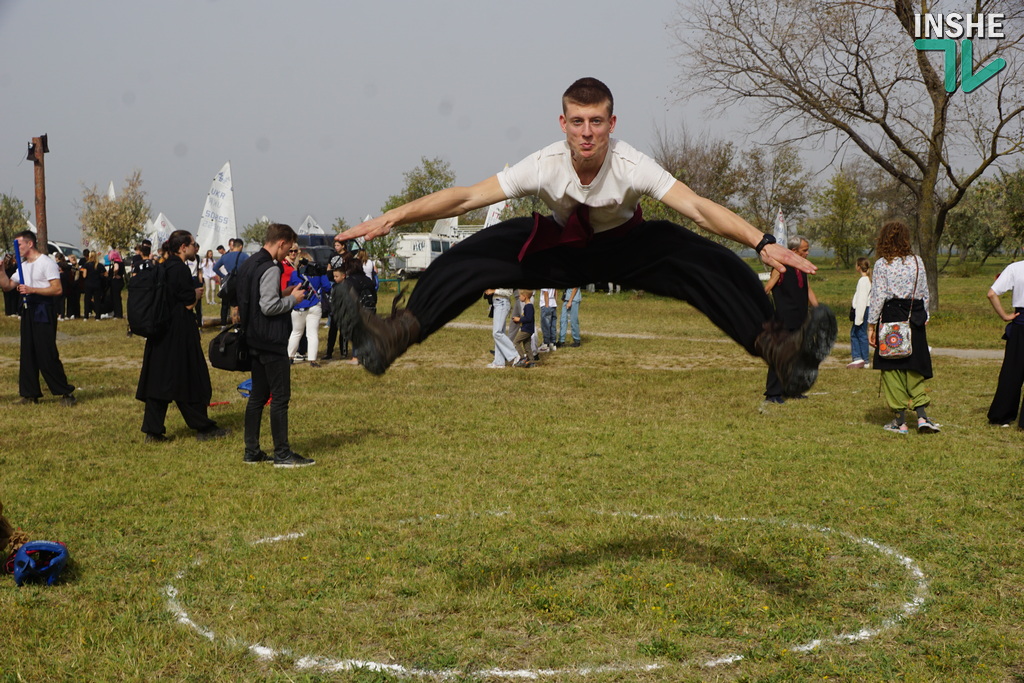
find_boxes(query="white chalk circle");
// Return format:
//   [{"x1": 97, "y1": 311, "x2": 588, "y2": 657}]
[{"x1": 163, "y1": 512, "x2": 929, "y2": 679}]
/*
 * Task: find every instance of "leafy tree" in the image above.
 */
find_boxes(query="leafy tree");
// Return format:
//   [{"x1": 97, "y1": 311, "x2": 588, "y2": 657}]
[
  {"x1": 807, "y1": 169, "x2": 878, "y2": 268},
  {"x1": 381, "y1": 157, "x2": 456, "y2": 233},
  {"x1": 735, "y1": 145, "x2": 810, "y2": 235},
  {"x1": 79, "y1": 170, "x2": 150, "y2": 250},
  {"x1": 0, "y1": 194, "x2": 30, "y2": 253},
  {"x1": 677, "y1": 0, "x2": 1024, "y2": 309},
  {"x1": 239, "y1": 218, "x2": 270, "y2": 247},
  {"x1": 331, "y1": 217, "x2": 350, "y2": 234},
  {"x1": 499, "y1": 195, "x2": 547, "y2": 221},
  {"x1": 942, "y1": 178, "x2": 1013, "y2": 269}
]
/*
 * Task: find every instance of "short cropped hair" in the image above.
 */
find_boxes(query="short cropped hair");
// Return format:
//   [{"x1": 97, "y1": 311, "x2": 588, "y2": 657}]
[
  {"x1": 265, "y1": 223, "x2": 297, "y2": 246},
  {"x1": 13, "y1": 230, "x2": 37, "y2": 249},
  {"x1": 563, "y1": 77, "x2": 614, "y2": 116}
]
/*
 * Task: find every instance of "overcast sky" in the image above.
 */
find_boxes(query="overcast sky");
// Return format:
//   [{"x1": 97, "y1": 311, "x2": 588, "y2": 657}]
[{"x1": 0, "y1": 0, "x2": 771, "y2": 245}]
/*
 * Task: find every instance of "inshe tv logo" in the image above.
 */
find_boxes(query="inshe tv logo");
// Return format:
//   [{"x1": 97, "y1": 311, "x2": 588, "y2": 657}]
[{"x1": 914, "y1": 13, "x2": 1007, "y2": 93}]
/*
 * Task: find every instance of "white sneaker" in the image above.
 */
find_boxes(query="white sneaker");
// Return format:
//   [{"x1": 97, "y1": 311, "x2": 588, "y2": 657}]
[
  {"x1": 486, "y1": 362, "x2": 505, "y2": 369},
  {"x1": 846, "y1": 360, "x2": 865, "y2": 369}
]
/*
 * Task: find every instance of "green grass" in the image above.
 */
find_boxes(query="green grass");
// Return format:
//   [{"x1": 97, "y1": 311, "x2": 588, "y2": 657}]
[{"x1": 1, "y1": 262, "x2": 1023, "y2": 682}]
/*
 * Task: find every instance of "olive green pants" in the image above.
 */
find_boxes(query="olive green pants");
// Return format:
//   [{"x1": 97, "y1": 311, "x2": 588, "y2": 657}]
[{"x1": 880, "y1": 370, "x2": 930, "y2": 410}]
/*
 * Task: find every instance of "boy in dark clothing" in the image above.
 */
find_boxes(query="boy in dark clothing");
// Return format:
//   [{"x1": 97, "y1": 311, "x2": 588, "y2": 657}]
[{"x1": 512, "y1": 289, "x2": 536, "y2": 367}]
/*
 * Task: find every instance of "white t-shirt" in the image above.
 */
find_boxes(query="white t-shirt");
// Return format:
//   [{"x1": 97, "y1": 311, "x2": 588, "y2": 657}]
[
  {"x1": 497, "y1": 139, "x2": 677, "y2": 233},
  {"x1": 540, "y1": 288, "x2": 557, "y2": 308},
  {"x1": 991, "y1": 261, "x2": 1024, "y2": 309},
  {"x1": 12, "y1": 253, "x2": 60, "y2": 289}
]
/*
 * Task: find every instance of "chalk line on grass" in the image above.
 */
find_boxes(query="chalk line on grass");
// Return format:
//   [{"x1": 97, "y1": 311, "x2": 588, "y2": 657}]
[{"x1": 163, "y1": 511, "x2": 929, "y2": 679}]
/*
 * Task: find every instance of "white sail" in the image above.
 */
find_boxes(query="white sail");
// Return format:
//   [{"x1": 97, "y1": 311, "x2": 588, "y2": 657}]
[
  {"x1": 774, "y1": 208, "x2": 787, "y2": 249},
  {"x1": 196, "y1": 162, "x2": 237, "y2": 251},
  {"x1": 484, "y1": 198, "x2": 507, "y2": 228},
  {"x1": 106, "y1": 181, "x2": 116, "y2": 201},
  {"x1": 297, "y1": 214, "x2": 324, "y2": 235}
]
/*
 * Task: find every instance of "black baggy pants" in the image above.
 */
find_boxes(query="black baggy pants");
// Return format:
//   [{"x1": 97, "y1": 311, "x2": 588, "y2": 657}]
[
  {"x1": 142, "y1": 398, "x2": 217, "y2": 436},
  {"x1": 20, "y1": 306, "x2": 75, "y2": 399},
  {"x1": 406, "y1": 218, "x2": 774, "y2": 355},
  {"x1": 988, "y1": 318, "x2": 1024, "y2": 426}
]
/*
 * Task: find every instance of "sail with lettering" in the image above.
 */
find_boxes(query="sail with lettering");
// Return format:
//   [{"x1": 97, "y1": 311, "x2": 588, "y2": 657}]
[
  {"x1": 297, "y1": 215, "x2": 324, "y2": 235},
  {"x1": 196, "y1": 162, "x2": 236, "y2": 251}
]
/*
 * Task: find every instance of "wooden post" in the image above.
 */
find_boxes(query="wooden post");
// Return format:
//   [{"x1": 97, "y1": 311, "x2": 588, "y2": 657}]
[{"x1": 28, "y1": 135, "x2": 49, "y2": 251}]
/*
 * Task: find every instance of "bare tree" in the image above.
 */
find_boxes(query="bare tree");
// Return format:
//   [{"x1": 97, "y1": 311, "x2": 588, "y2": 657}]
[{"x1": 676, "y1": 0, "x2": 1024, "y2": 308}]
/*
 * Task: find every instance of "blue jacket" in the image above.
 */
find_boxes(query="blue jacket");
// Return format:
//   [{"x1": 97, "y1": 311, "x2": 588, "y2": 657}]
[{"x1": 287, "y1": 270, "x2": 331, "y2": 311}]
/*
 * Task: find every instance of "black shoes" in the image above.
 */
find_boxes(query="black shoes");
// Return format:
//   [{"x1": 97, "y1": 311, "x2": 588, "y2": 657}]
[
  {"x1": 756, "y1": 305, "x2": 837, "y2": 397},
  {"x1": 16, "y1": 397, "x2": 39, "y2": 405},
  {"x1": 196, "y1": 427, "x2": 230, "y2": 442},
  {"x1": 273, "y1": 451, "x2": 315, "y2": 468},
  {"x1": 243, "y1": 449, "x2": 273, "y2": 464},
  {"x1": 60, "y1": 394, "x2": 77, "y2": 407},
  {"x1": 145, "y1": 433, "x2": 173, "y2": 443},
  {"x1": 338, "y1": 289, "x2": 421, "y2": 376}
]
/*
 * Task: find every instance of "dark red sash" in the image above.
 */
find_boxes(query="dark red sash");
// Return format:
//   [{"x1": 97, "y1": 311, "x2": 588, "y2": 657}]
[{"x1": 518, "y1": 204, "x2": 643, "y2": 262}]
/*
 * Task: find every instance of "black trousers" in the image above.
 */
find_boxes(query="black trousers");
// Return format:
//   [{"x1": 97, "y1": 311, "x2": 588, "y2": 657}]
[
  {"x1": 20, "y1": 308, "x2": 75, "y2": 399},
  {"x1": 325, "y1": 315, "x2": 348, "y2": 358},
  {"x1": 109, "y1": 279, "x2": 124, "y2": 318},
  {"x1": 142, "y1": 398, "x2": 217, "y2": 436},
  {"x1": 407, "y1": 218, "x2": 774, "y2": 354},
  {"x1": 244, "y1": 350, "x2": 291, "y2": 457},
  {"x1": 988, "y1": 319, "x2": 1024, "y2": 426}
]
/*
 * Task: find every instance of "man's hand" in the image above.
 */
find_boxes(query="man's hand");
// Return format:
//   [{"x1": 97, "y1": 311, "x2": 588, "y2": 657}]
[
  {"x1": 759, "y1": 242, "x2": 816, "y2": 275},
  {"x1": 292, "y1": 287, "x2": 307, "y2": 304},
  {"x1": 337, "y1": 216, "x2": 394, "y2": 242}
]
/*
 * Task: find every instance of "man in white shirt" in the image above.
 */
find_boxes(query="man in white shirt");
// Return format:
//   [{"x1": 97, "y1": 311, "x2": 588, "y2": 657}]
[
  {"x1": 0, "y1": 230, "x2": 77, "y2": 405},
  {"x1": 335, "y1": 78, "x2": 836, "y2": 395},
  {"x1": 987, "y1": 261, "x2": 1024, "y2": 426}
]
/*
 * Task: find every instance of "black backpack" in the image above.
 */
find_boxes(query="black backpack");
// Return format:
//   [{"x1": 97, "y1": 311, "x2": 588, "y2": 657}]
[{"x1": 127, "y1": 261, "x2": 171, "y2": 338}]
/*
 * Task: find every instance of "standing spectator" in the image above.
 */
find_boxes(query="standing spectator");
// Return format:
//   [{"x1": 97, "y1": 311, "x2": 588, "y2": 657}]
[
  {"x1": 343, "y1": 255, "x2": 377, "y2": 314},
  {"x1": 287, "y1": 253, "x2": 331, "y2": 367},
  {"x1": 213, "y1": 238, "x2": 249, "y2": 326},
  {"x1": 80, "y1": 251, "x2": 105, "y2": 320},
  {"x1": 762, "y1": 235, "x2": 818, "y2": 404},
  {"x1": 538, "y1": 287, "x2": 558, "y2": 352},
  {"x1": 64, "y1": 255, "x2": 81, "y2": 319},
  {"x1": 329, "y1": 236, "x2": 349, "y2": 273},
  {"x1": 107, "y1": 251, "x2": 126, "y2": 319},
  {"x1": 236, "y1": 223, "x2": 313, "y2": 467},
  {"x1": 557, "y1": 286, "x2": 582, "y2": 347},
  {"x1": 511, "y1": 289, "x2": 536, "y2": 366},
  {"x1": 868, "y1": 220, "x2": 939, "y2": 434},
  {"x1": 0, "y1": 230, "x2": 77, "y2": 406},
  {"x1": 986, "y1": 257, "x2": 1024, "y2": 427},
  {"x1": 848, "y1": 257, "x2": 871, "y2": 369},
  {"x1": 186, "y1": 245, "x2": 203, "y2": 326},
  {"x1": 324, "y1": 267, "x2": 350, "y2": 360},
  {"x1": 135, "y1": 231, "x2": 227, "y2": 442},
  {"x1": 202, "y1": 249, "x2": 218, "y2": 304},
  {"x1": 485, "y1": 288, "x2": 517, "y2": 368},
  {"x1": 57, "y1": 254, "x2": 75, "y2": 319},
  {"x1": 3, "y1": 254, "x2": 19, "y2": 317}
]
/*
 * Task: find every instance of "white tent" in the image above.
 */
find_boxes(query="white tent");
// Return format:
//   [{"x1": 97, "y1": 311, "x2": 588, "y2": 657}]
[{"x1": 297, "y1": 215, "x2": 324, "y2": 235}]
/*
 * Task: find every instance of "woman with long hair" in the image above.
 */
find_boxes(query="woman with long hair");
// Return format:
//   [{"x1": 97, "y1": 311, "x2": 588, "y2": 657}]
[
  {"x1": 202, "y1": 249, "x2": 218, "y2": 304},
  {"x1": 867, "y1": 221, "x2": 940, "y2": 434},
  {"x1": 80, "y1": 250, "x2": 105, "y2": 320}
]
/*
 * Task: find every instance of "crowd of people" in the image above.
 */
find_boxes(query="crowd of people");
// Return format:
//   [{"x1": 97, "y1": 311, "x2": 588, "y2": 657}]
[{"x1": 8, "y1": 75, "x2": 1024, "y2": 461}]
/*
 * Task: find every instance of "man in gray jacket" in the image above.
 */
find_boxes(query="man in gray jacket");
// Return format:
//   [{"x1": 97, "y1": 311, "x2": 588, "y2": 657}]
[{"x1": 236, "y1": 223, "x2": 313, "y2": 467}]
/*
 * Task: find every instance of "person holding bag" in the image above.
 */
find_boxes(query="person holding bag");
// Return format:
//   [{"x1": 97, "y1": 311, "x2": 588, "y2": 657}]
[{"x1": 867, "y1": 221, "x2": 940, "y2": 434}]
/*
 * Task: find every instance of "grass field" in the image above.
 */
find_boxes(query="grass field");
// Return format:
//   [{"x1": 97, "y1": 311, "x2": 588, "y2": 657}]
[{"x1": 1, "y1": 259, "x2": 1022, "y2": 682}]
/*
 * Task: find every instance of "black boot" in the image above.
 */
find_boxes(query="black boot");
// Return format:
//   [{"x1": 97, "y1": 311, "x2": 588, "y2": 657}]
[
  {"x1": 338, "y1": 289, "x2": 422, "y2": 376},
  {"x1": 755, "y1": 305, "x2": 837, "y2": 397}
]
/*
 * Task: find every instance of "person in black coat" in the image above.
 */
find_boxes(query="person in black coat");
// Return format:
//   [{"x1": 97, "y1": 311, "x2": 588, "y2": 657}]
[{"x1": 135, "y1": 230, "x2": 228, "y2": 443}]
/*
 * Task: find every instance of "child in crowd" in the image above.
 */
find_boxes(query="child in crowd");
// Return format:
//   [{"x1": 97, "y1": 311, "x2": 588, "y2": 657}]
[
  {"x1": 511, "y1": 289, "x2": 536, "y2": 367},
  {"x1": 849, "y1": 257, "x2": 871, "y2": 369},
  {"x1": 325, "y1": 268, "x2": 350, "y2": 361},
  {"x1": 538, "y1": 287, "x2": 558, "y2": 352}
]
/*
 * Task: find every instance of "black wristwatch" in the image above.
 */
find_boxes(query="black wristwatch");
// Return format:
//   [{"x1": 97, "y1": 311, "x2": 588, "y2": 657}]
[{"x1": 755, "y1": 233, "x2": 776, "y2": 255}]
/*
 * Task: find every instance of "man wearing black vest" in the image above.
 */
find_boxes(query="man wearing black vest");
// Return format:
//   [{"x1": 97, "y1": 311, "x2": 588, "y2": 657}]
[
  {"x1": 763, "y1": 235, "x2": 819, "y2": 404},
  {"x1": 235, "y1": 223, "x2": 313, "y2": 467}
]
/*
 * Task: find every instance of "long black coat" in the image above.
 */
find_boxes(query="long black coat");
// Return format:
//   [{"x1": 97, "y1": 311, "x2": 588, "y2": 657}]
[{"x1": 135, "y1": 256, "x2": 212, "y2": 403}]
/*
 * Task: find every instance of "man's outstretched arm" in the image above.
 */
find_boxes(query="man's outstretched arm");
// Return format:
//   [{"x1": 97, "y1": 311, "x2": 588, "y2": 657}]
[
  {"x1": 659, "y1": 180, "x2": 816, "y2": 275},
  {"x1": 338, "y1": 176, "x2": 508, "y2": 242}
]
